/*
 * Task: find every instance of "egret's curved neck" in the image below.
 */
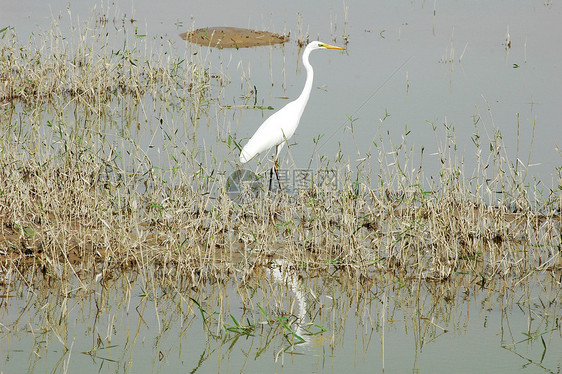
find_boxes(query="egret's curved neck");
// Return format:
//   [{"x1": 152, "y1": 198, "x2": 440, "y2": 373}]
[{"x1": 296, "y1": 47, "x2": 314, "y2": 107}]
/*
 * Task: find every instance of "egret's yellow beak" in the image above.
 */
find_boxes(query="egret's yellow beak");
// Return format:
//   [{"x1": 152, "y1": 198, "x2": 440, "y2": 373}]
[{"x1": 320, "y1": 43, "x2": 345, "y2": 50}]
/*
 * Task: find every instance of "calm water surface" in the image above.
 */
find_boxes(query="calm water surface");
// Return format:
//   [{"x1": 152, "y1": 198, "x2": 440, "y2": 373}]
[
  {"x1": 1, "y1": 268, "x2": 559, "y2": 373},
  {"x1": 1, "y1": 0, "x2": 560, "y2": 183}
]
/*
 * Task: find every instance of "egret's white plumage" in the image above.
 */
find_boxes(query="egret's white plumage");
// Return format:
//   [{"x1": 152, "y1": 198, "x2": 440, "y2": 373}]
[{"x1": 239, "y1": 41, "x2": 344, "y2": 164}]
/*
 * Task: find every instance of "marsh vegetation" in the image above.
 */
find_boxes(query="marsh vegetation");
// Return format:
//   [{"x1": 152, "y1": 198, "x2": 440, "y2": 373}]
[{"x1": 0, "y1": 3, "x2": 560, "y2": 373}]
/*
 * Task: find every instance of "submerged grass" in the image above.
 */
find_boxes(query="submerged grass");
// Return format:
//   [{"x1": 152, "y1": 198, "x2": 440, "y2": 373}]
[
  {"x1": 0, "y1": 7, "x2": 560, "y2": 292},
  {"x1": 2, "y1": 259, "x2": 559, "y2": 372}
]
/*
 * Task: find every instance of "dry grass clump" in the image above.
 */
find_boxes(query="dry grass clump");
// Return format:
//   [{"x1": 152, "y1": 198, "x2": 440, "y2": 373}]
[
  {"x1": 0, "y1": 16, "x2": 209, "y2": 107},
  {"x1": 1, "y1": 123, "x2": 559, "y2": 287}
]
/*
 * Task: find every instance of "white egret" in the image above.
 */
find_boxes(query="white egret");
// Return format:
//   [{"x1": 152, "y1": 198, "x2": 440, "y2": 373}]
[{"x1": 239, "y1": 41, "x2": 344, "y2": 189}]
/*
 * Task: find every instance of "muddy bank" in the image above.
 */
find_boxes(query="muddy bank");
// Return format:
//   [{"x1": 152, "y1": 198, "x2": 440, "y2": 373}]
[{"x1": 181, "y1": 27, "x2": 289, "y2": 48}]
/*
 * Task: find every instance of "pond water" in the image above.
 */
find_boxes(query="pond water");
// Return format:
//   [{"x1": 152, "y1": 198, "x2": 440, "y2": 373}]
[
  {"x1": 1, "y1": 1, "x2": 561, "y2": 373},
  {"x1": 4, "y1": 268, "x2": 562, "y2": 373},
  {"x1": 1, "y1": 267, "x2": 560, "y2": 373},
  {"x1": 1, "y1": 0, "x2": 560, "y2": 184}
]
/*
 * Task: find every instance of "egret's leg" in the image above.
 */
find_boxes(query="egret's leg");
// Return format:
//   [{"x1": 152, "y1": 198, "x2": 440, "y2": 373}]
[
  {"x1": 274, "y1": 159, "x2": 282, "y2": 190},
  {"x1": 273, "y1": 144, "x2": 284, "y2": 191},
  {"x1": 268, "y1": 145, "x2": 283, "y2": 192},
  {"x1": 267, "y1": 163, "x2": 282, "y2": 192}
]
